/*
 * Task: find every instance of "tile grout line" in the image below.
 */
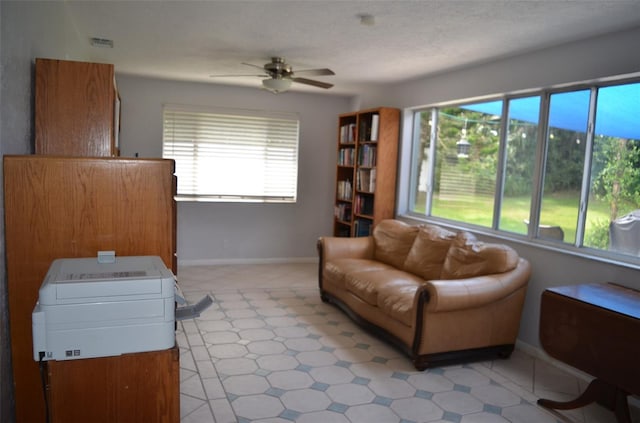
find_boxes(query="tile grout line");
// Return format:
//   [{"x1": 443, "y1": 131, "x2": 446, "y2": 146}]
[{"x1": 179, "y1": 318, "x2": 221, "y2": 422}]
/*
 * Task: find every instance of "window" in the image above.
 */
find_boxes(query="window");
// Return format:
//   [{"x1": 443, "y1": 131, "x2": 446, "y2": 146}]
[
  {"x1": 408, "y1": 79, "x2": 640, "y2": 260},
  {"x1": 586, "y1": 83, "x2": 640, "y2": 254},
  {"x1": 501, "y1": 96, "x2": 540, "y2": 235},
  {"x1": 412, "y1": 102, "x2": 503, "y2": 228},
  {"x1": 540, "y1": 90, "x2": 590, "y2": 244},
  {"x1": 163, "y1": 105, "x2": 300, "y2": 202}
]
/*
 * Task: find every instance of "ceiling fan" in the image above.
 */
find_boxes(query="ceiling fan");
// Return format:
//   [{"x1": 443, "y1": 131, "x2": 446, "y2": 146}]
[{"x1": 210, "y1": 57, "x2": 335, "y2": 93}]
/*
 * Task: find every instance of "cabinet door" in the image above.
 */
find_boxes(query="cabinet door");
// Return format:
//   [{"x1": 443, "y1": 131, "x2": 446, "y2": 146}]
[
  {"x1": 35, "y1": 58, "x2": 117, "y2": 156},
  {"x1": 47, "y1": 347, "x2": 180, "y2": 423}
]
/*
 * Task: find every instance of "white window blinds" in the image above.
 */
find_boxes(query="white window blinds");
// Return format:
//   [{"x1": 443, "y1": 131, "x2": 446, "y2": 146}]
[{"x1": 163, "y1": 105, "x2": 300, "y2": 202}]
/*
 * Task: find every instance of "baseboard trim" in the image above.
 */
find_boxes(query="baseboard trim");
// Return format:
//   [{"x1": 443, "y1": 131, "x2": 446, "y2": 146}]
[{"x1": 178, "y1": 257, "x2": 318, "y2": 267}]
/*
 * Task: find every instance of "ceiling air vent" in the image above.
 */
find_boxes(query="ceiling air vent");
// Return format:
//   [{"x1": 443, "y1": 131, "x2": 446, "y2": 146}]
[{"x1": 90, "y1": 37, "x2": 114, "y2": 48}]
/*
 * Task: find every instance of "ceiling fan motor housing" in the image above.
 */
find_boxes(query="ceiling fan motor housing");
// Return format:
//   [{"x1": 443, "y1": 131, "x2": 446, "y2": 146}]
[{"x1": 265, "y1": 57, "x2": 293, "y2": 79}]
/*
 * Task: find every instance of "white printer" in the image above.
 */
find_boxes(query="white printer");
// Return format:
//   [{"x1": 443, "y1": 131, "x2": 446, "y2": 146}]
[{"x1": 32, "y1": 254, "x2": 176, "y2": 361}]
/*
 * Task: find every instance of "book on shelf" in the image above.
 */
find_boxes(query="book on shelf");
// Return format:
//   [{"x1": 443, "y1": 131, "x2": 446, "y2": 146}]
[
  {"x1": 356, "y1": 168, "x2": 376, "y2": 193},
  {"x1": 356, "y1": 169, "x2": 367, "y2": 192},
  {"x1": 336, "y1": 179, "x2": 352, "y2": 200},
  {"x1": 354, "y1": 194, "x2": 374, "y2": 216},
  {"x1": 340, "y1": 123, "x2": 356, "y2": 143},
  {"x1": 358, "y1": 119, "x2": 369, "y2": 142},
  {"x1": 338, "y1": 147, "x2": 354, "y2": 166},
  {"x1": 357, "y1": 114, "x2": 379, "y2": 142},
  {"x1": 358, "y1": 144, "x2": 376, "y2": 167},
  {"x1": 334, "y1": 203, "x2": 352, "y2": 222},
  {"x1": 370, "y1": 114, "x2": 379, "y2": 142},
  {"x1": 353, "y1": 218, "x2": 372, "y2": 237},
  {"x1": 370, "y1": 168, "x2": 376, "y2": 192}
]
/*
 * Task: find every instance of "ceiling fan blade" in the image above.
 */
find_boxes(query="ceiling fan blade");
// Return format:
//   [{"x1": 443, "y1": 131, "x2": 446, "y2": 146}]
[
  {"x1": 294, "y1": 68, "x2": 335, "y2": 76},
  {"x1": 210, "y1": 73, "x2": 267, "y2": 78},
  {"x1": 242, "y1": 62, "x2": 267, "y2": 71},
  {"x1": 292, "y1": 77, "x2": 333, "y2": 89}
]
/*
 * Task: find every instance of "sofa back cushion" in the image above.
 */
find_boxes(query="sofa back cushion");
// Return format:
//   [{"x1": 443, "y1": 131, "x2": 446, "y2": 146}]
[
  {"x1": 403, "y1": 224, "x2": 456, "y2": 280},
  {"x1": 373, "y1": 220, "x2": 419, "y2": 269},
  {"x1": 441, "y1": 231, "x2": 519, "y2": 279}
]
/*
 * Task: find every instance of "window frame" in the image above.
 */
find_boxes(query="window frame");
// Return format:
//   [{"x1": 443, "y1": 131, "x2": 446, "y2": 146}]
[{"x1": 402, "y1": 76, "x2": 640, "y2": 266}]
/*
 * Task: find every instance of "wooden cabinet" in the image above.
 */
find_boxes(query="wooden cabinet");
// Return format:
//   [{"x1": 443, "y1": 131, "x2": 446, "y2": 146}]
[
  {"x1": 4, "y1": 156, "x2": 177, "y2": 423},
  {"x1": 47, "y1": 347, "x2": 179, "y2": 423},
  {"x1": 334, "y1": 107, "x2": 400, "y2": 237},
  {"x1": 35, "y1": 58, "x2": 120, "y2": 156}
]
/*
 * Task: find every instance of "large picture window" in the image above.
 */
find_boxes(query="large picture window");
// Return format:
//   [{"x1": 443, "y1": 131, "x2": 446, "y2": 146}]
[
  {"x1": 163, "y1": 105, "x2": 300, "y2": 202},
  {"x1": 408, "y1": 79, "x2": 640, "y2": 261}
]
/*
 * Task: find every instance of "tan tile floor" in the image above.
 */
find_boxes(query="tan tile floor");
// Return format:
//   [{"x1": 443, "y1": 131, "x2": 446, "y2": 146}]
[{"x1": 176, "y1": 263, "x2": 638, "y2": 423}]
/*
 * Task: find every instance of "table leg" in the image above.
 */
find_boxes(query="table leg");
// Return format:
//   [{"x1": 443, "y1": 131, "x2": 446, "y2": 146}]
[{"x1": 537, "y1": 378, "x2": 631, "y2": 423}]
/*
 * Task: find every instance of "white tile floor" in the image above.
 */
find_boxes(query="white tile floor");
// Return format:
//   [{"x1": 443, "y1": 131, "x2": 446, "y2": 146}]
[{"x1": 176, "y1": 262, "x2": 637, "y2": 423}]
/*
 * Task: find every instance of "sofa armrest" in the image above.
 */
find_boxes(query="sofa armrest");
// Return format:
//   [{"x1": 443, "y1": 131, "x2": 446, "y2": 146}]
[
  {"x1": 418, "y1": 258, "x2": 531, "y2": 313},
  {"x1": 317, "y1": 236, "x2": 375, "y2": 262}
]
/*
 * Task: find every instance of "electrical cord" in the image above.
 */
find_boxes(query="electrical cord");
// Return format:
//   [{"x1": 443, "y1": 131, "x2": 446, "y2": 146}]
[{"x1": 38, "y1": 352, "x2": 50, "y2": 423}]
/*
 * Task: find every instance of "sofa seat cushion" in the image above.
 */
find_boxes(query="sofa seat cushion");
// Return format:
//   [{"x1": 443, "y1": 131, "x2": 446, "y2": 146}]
[
  {"x1": 441, "y1": 232, "x2": 519, "y2": 279},
  {"x1": 324, "y1": 258, "x2": 395, "y2": 289},
  {"x1": 373, "y1": 220, "x2": 419, "y2": 269},
  {"x1": 403, "y1": 224, "x2": 456, "y2": 279},
  {"x1": 345, "y1": 269, "x2": 423, "y2": 308},
  {"x1": 377, "y1": 281, "x2": 421, "y2": 327}
]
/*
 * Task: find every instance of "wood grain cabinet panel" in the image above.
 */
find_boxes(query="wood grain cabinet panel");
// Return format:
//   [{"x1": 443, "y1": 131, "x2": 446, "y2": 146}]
[
  {"x1": 35, "y1": 58, "x2": 120, "y2": 156},
  {"x1": 47, "y1": 347, "x2": 179, "y2": 423},
  {"x1": 4, "y1": 155, "x2": 177, "y2": 423}
]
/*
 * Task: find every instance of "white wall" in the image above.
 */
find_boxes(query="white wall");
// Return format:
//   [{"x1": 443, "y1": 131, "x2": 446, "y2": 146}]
[
  {"x1": 369, "y1": 26, "x2": 640, "y2": 348},
  {"x1": 116, "y1": 75, "x2": 352, "y2": 264}
]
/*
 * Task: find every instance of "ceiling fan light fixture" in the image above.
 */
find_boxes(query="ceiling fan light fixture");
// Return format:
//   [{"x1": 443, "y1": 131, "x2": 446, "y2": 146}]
[{"x1": 262, "y1": 77, "x2": 292, "y2": 93}]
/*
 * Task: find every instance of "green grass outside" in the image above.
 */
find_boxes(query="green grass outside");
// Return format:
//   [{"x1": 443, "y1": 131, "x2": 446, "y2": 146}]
[{"x1": 414, "y1": 191, "x2": 612, "y2": 244}]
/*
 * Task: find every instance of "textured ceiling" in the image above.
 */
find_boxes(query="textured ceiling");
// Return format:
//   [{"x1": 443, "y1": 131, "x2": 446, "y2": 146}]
[{"x1": 67, "y1": 0, "x2": 640, "y2": 95}]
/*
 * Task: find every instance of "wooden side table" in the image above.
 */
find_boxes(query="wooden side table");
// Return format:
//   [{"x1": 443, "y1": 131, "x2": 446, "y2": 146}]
[{"x1": 538, "y1": 282, "x2": 640, "y2": 423}]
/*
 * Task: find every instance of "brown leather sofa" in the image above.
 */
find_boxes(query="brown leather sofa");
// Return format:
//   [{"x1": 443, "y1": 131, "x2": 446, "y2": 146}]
[{"x1": 317, "y1": 219, "x2": 531, "y2": 370}]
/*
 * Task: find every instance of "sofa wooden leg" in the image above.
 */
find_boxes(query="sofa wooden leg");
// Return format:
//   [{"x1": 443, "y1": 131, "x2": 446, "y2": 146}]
[{"x1": 412, "y1": 357, "x2": 428, "y2": 371}]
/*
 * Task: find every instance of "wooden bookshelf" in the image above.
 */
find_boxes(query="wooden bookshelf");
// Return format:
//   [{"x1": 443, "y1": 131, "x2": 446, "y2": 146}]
[{"x1": 333, "y1": 107, "x2": 400, "y2": 237}]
